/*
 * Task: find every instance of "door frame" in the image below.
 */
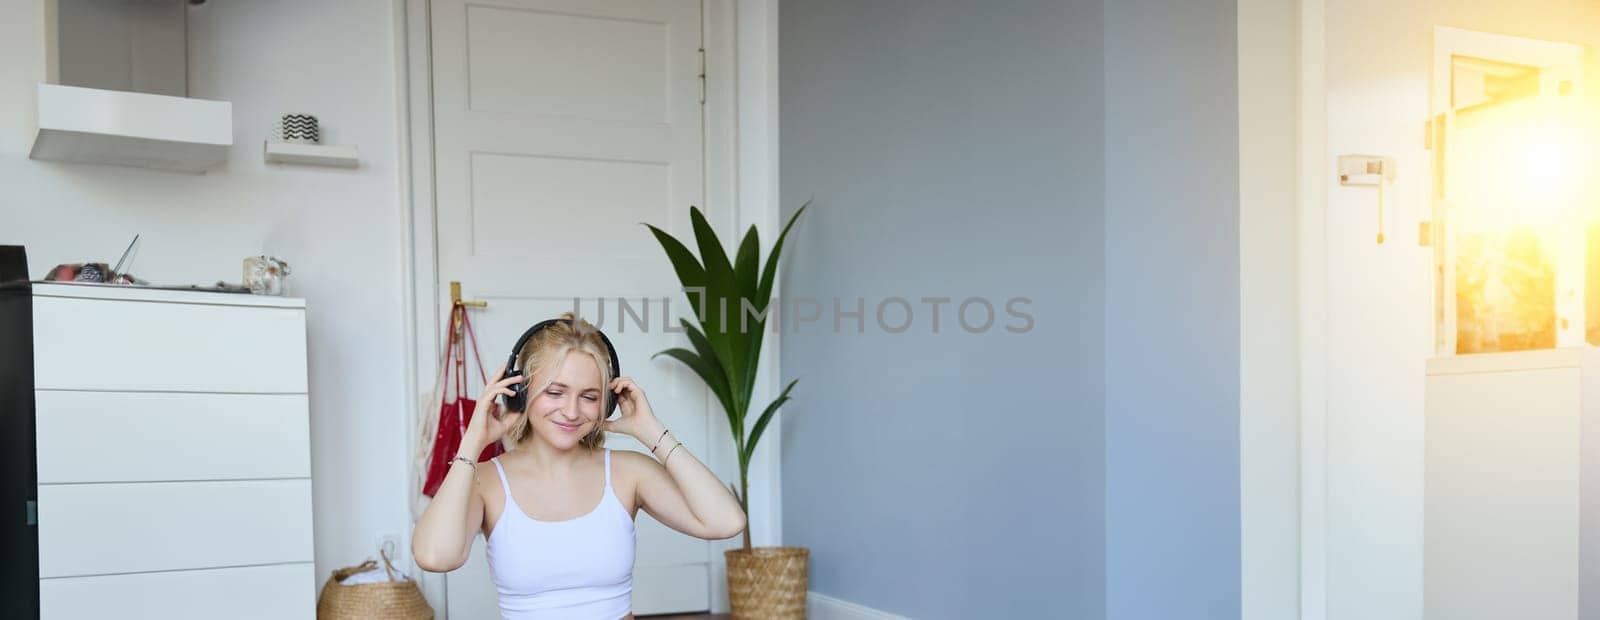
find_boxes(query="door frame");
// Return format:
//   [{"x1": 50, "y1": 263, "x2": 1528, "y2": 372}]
[
  {"x1": 1297, "y1": 0, "x2": 1329, "y2": 618},
  {"x1": 393, "y1": 0, "x2": 784, "y2": 614}
]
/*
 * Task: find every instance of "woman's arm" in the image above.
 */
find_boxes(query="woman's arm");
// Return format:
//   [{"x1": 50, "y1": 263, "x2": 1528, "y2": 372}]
[
  {"x1": 411, "y1": 453, "x2": 485, "y2": 572},
  {"x1": 412, "y1": 365, "x2": 526, "y2": 572},
  {"x1": 608, "y1": 377, "x2": 747, "y2": 540}
]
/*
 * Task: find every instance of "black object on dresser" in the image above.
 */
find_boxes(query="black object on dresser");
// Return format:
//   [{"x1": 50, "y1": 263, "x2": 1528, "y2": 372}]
[{"x1": 0, "y1": 246, "x2": 38, "y2": 619}]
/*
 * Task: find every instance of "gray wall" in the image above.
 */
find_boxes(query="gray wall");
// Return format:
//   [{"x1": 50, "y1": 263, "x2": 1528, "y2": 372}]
[
  {"x1": 779, "y1": 0, "x2": 1241, "y2": 618},
  {"x1": 779, "y1": 1, "x2": 1105, "y2": 618},
  {"x1": 57, "y1": 0, "x2": 189, "y2": 96},
  {"x1": 1103, "y1": 0, "x2": 1241, "y2": 618}
]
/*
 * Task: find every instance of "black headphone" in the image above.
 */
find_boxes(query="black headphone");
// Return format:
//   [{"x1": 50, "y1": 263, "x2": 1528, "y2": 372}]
[{"x1": 500, "y1": 318, "x2": 622, "y2": 417}]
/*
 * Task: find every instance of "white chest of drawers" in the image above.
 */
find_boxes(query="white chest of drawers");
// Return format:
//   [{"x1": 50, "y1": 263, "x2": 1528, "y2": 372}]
[{"x1": 24, "y1": 282, "x2": 316, "y2": 619}]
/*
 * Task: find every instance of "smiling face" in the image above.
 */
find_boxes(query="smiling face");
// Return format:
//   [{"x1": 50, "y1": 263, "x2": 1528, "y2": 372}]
[
  {"x1": 501, "y1": 313, "x2": 616, "y2": 451},
  {"x1": 523, "y1": 350, "x2": 607, "y2": 449}
]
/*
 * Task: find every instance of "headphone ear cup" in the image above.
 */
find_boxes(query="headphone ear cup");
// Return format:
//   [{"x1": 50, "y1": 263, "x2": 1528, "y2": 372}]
[
  {"x1": 504, "y1": 387, "x2": 524, "y2": 415},
  {"x1": 501, "y1": 368, "x2": 526, "y2": 414}
]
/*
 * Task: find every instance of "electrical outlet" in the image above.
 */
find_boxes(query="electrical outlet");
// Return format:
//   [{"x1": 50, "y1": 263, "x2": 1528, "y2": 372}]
[{"x1": 377, "y1": 532, "x2": 402, "y2": 558}]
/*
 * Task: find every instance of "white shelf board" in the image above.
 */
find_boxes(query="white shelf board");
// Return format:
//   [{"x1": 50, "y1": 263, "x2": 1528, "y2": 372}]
[
  {"x1": 263, "y1": 141, "x2": 359, "y2": 168},
  {"x1": 29, "y1": 83, "x2": 232, "y2": 174}
]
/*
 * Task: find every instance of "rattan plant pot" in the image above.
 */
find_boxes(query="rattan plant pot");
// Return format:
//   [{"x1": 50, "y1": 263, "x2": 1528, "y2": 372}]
[
  {"x1": 725, "y1": 546, "x2": 809, "y2": 619},
  {"x1": 316, "y1": 552, "x2": 433, "y2": 620}
]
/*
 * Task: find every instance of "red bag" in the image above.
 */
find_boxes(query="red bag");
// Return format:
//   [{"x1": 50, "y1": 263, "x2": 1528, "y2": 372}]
[{"x1": 422, "y1": 304, "x2": 505, "y2": 497}]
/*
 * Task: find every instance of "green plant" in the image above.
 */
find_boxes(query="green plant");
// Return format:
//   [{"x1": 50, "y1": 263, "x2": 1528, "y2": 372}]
[{"x1": 644, "y1": 203, "x2": 807, "y2": 550}]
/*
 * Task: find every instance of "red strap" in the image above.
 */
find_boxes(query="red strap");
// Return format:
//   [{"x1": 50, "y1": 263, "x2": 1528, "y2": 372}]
[
  {"x1": 436, "y1": 304, "x2": 457, "y2": 391},
  {"x1": 460, "y1": 306, "x2": 490, "y2": 384},
  {"x1": 455, "y1": 304, "x2": 471, "y2": 400},
  {"x1": 433, "y1": 304, "x2": 460, "y2": 405}
]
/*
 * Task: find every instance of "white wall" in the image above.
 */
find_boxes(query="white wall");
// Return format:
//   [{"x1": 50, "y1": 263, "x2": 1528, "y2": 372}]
[
  {"x1": 0, "y1": 0, "x2": 411, "y2": 593},
  {"x1": 1238, "y1": 0, "x2": 1301, "y2": 618}
]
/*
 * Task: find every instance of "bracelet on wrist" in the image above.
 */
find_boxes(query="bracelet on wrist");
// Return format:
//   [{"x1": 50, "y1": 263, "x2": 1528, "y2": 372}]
[
  {"x1": 662, "y1": 441, "x2": 683, "y2": 465},
  {"x1": 451, "y1": 455, "x2": 477, "y2": 469},
  {"x1": 650, "y1": 428, "x2": 671, "y2": 453}
]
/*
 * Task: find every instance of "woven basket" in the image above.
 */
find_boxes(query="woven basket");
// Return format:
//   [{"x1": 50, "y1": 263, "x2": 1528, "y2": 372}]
[
  {"x1": 725, "y1": 546, "x2": 809, "y2": 619},
  {"x1": 316, "y1": 551, "x2": 434, "y2": 620}
]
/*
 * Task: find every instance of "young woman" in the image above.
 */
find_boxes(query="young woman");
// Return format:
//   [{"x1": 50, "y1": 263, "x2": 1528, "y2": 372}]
[{"x1": 412, "y1": 313, "x2": 747, "y2": 619}]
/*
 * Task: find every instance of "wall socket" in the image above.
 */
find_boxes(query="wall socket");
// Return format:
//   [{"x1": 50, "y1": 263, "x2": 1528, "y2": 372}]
[{"x1": 377, "y1": 532, "x2": 402, "y2": 559}]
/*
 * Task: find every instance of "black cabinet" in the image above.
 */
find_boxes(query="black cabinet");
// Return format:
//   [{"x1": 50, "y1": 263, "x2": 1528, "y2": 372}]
[{"x1": 0, "y1": 245, "x2": 39, "y2": 619}]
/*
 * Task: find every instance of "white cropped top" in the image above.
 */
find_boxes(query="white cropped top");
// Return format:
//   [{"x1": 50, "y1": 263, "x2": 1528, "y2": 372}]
[{"x1": 486, "y1": 450, "x2": 635, "y2": 620}]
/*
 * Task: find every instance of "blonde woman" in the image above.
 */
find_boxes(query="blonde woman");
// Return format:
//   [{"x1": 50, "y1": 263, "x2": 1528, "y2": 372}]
[{"x1": 412, "y1": 313, "x2": 747, "y2": 619}]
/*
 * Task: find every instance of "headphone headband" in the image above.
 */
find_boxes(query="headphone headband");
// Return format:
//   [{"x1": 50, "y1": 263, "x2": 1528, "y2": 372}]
[{"x1": 502, "y1": 317, "x2": 622, "y2": 417}]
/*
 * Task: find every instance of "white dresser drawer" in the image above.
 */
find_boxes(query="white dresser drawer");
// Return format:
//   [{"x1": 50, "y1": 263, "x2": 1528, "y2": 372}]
[
  {"x1": 38, "y1": 479, "x2": 314, "y2": 578},
  {"x1": 36, "y1": 391, "x2": 311, "y2": 483},
  {"x1": 40, "y1": 562, "x2": 316, "y2": 620},
  {"x1": 32, "y1": 295, "x2": 308, "y2": 393}
]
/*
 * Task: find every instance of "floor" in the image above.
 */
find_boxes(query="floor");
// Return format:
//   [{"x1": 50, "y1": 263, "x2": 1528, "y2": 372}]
[{"x1": 643, "y1": 615, "x2": 729, "y2": 619}]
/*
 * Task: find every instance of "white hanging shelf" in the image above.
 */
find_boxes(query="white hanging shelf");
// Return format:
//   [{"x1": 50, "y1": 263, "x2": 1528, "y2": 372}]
[
  {"x1": 262, "y1": 141, "x2": 360, "y2": 168},
  {"x1": 29, "y1": 84, "x2": 233, "y2": 174},
  {"x1": 263, "y1": 141, "x2": 359, "y2": 168}
]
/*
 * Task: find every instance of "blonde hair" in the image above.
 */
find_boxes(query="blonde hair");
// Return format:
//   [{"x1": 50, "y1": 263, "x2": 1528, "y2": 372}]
[{"x1": 502, "y1": 312, "x2": 614, "y2": 450}]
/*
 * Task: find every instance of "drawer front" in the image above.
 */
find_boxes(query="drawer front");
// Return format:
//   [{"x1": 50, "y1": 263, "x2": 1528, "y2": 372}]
[
  {"x1": 38, "y1": 479, "x2": 314, "y2": 578},
  {"x1": 41, "y1": 562, "x2": 316, "y2": 620},
  {"x1": 32, "y1": 295, "x2": 307, "y2": 393},
  {"x1": 36, "y1": 391, "x2": 310, "y2": 483}
]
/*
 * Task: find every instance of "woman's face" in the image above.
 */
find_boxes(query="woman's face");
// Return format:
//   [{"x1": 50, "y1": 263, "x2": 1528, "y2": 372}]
[{"x1": 526, "y1": 350, "x2": 605, "y2": 448}]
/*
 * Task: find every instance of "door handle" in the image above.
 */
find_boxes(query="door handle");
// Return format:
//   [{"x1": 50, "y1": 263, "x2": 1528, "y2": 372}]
[{"x1": 450, "y1": 281, "x2": 487, "y2": 308}]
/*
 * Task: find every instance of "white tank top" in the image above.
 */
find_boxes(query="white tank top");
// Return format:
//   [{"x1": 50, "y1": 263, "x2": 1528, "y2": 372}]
[{"x1": 486, "y1": 449, "x2": 635, "y2": 620}]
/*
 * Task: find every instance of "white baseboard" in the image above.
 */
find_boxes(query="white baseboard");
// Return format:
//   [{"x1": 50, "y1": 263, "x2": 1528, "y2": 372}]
[{"x1": 807, "y1": 592, "x2": 910, "y2": 620}]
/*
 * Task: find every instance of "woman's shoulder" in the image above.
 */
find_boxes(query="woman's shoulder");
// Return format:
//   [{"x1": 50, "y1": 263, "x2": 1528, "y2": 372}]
[
  {"x1": 472, "y1": 457, "x2": 506, "y2": 499},
  {"x1": 608, "y1": 448, "x2": 658, "y2": 484},
  {"x1": 608, "y1": 447, "x2": 652, "y2": 470}
]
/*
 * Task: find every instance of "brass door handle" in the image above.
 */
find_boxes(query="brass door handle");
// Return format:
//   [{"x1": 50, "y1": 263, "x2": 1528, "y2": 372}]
[{"x1": 450, "y1": 281, "x2": 487, "y2": 308}]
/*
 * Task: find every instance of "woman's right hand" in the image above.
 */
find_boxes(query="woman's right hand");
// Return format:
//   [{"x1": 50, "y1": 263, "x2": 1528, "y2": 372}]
[{"x1": 462, "y1": 363, "x2": 526, "y2": 454}]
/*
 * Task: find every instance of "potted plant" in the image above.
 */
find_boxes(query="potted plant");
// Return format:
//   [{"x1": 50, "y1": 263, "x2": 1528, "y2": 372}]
[{"x1": 644, "y1": 204, "x2": 808, "y2": 619}]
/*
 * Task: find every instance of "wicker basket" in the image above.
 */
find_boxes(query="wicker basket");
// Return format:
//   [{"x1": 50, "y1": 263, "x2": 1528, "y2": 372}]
[
  {"x1": 316, "y1": 551, "x2": 434, "y2": 620},
  {"x1": 725, "y1": 546, "x2": 809, "y2": 619}
]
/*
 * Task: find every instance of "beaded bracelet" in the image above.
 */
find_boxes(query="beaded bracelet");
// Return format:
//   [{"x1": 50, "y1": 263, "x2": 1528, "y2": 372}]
[
  {"x1": 451, "y1": 456, "x2": 476, "y2": 469},
  {"x1": 650, "y1": 428, "x2": 672, "y2": 453}
]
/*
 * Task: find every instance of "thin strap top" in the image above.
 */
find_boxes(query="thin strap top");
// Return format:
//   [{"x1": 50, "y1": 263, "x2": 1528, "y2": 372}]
[{"x1": 485, "y1": 449, "x2": 635, "y2": 619}]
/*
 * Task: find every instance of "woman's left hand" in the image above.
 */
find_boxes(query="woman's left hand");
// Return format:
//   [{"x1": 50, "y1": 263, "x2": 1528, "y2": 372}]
[{"x1": 604, "y1": 376, "x2": 663, "y2": 441}]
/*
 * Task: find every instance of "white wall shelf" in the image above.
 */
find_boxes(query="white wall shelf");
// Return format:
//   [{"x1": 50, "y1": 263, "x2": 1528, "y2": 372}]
[
  {"x1": 263, "y1": 141, "x2": 359, "y2": 168},
  {"x1": 29, "y1": 84, "x2": 232, "y2": 174}
]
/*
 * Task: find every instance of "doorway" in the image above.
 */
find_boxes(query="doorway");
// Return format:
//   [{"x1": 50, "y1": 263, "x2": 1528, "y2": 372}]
[
  {"x1": 400, "y1": 0, "x2": 758, "y2": 616},
  {"x1": 1312, "y1": 8, "x2": 1595, "y2": 619}
]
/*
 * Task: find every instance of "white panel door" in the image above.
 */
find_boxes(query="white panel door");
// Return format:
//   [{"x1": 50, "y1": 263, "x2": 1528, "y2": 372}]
[
  {"x1": 429, "y1": 0, "x2": 712, "y2": 617},
  {"x1": 1424, "y1": 363, "x2": 1581, "y2": 620},
  {"x1": 1322, "y1": 26, "x2": 1586, "y2": 620}
]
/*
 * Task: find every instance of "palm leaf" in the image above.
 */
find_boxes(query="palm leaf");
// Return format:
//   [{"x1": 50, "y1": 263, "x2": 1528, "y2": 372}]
[
  {"x1": 757, "y1": 202, "x2": 808, "y2": 306},
  {"x1": 740, "y1": 204, "x2": 804, "y2": 400},
  {"x1": 740, "y1": 319, "x2": 768, "y2": 407},
  {"x1": 742, "y1": 378, "x2": 798, "y2": 469},
  {"x1": 677, "y1": 319, "x2": 743, "y2": 445},
  {"x1": 734, "y1": 226, "x2": 760, "y2": 302},
  {"x1": 644, "y1": 223, "x2": 707, "y2": 292},
  {"x1": 689, "y1": 207, "x2": 748, "y2": 410},
  {"x1": 650, "y1": 347, "x2": 735, "y2": 430}
]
